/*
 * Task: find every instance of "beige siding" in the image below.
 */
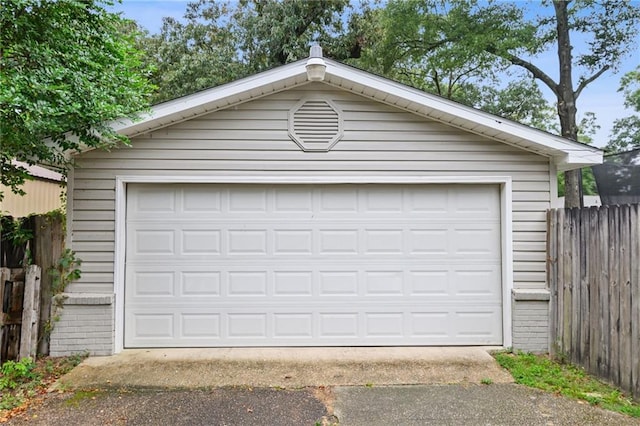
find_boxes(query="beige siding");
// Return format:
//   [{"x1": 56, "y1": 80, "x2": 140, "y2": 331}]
[
  {"x1": 1, "y1": 179, "x2": 64, "y2": 217},
  {"x1": 70, "y1": 82, "x2": 550, "y2": 293}
]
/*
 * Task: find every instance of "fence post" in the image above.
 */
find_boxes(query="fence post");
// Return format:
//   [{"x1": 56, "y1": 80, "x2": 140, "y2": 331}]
[
  {"x1": 18, "y1": 265, "x2": 41, "y2": 360},
  {"x1": 547, "y1": 209, "x2": 558, "y2": 357},
  {"x1": 578, "y1": 208, "x2": 590, "y2": 367},
  {"x1": 609, "y1": 207, "x2": 621, "y2": 386},
  {"x1": 588, "y1": 207, "x2": 600, "y2": 375},
  {"x1": 598, "y1": 206, "x2": 610, "y2": 379},
  {"x1": 630, "y1": 204, "x2": 640, "y2": 400},
  {"x1": 619, "y1": 205, "x2": 632, "y2": 392},
  {"x1": 33, "y1": 214, "x2": 64, "y2": 355}
]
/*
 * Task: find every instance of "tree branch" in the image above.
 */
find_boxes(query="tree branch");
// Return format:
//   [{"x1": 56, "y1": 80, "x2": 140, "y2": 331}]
[
  {"x1": 397, "y1": 38, "x2": 455, "y2": 53},
  {"x1": 486, "y1": 47, "x2": 560, "y2": 97},
  {"x1": 574, "y1": 65, "x2": 610, "y2": 99},
  {"x1": 449, "y1": 63, "x2": 484, "y2": 87},
  {"x1": 433, "y1": 70, "x2": 442, "y2": 96}
]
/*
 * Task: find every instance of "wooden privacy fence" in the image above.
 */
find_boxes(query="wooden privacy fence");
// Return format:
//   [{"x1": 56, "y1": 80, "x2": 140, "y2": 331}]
[
  {"x1": 0, "y1": 266, "x2": 41, "y2": 362},
  {"x1": 548, "y1": 204, "x2": 640, "y2": 400},
  {"x1": 0, "y1": 214, "x2": 64, "y2": 362}
]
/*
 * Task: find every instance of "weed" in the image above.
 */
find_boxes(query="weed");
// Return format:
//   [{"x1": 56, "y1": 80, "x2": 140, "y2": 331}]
[
  {"x1": 494, "y1": 351, "x2": 640, "y2": 417},
  {"x1": 0, "y1": 359, "x2": 40, "y2": 413},
  {"x1": 315, "y1": 418, "x2": 339, "y2": 426},
  {"x1": 41, "y1": 250, "x2": 82, "y2": 343},
  {"x1": 480, "y1": 378, "x2": 493, "y2": 385},
  {"x1": 49, "y1": 248, "x2": 82, "y2": 294},
  {"x1": 0, "y1": 391, "x2": 26, "y2": 411},
  {"x1": 0, "y1": 358, "x2": 38, "y2": 390},
  {"x1": 0, "y1": 354, "x2": 88, "y2": 414},
  {"x1": 365, "y1": 383, "x2": 374, "y2": 388}
]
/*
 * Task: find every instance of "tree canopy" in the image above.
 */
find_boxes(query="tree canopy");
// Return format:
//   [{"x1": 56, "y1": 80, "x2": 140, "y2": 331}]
[
  {"x1": 139, "y1": 0, "x2": 370, "y2": 104},
  {"x1": 0, "y1": 0, "x2": 153, "y2": 197},
  {"x1": 359, "y1": 0, "x2": 560, "y2": 130},
  {"x1": 607, "y1": 66, "x2": 640, "y2": 153},
  {"x1": 364, "y1": 0, "x2": 640, "y2": 206}
]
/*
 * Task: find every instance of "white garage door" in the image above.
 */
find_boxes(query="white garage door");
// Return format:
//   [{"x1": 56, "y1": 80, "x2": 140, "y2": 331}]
[{"x1": 124, "y1": 183, "x2": 502, "y2": 347}]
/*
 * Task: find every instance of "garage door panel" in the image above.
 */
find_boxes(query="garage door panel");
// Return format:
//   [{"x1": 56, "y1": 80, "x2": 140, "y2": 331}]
[
  {"x1": 127, "y1": 263, "x2": 501, "y2": 300},
  {"x1": 183, "y1": 186, "x2": 222, "y2": 212},
  {"x1": 456, "y1": 310, "x2": 503, "y2": 339},
  {"x1": 126, "y1": 268, "x2": 222, "y2": 299},
  {"x1": 274, "y1": 271, "x2": 313, "y2": 295},
  {"x1": 126, "y1": 264, "x2": 500, "y2": 301},
  {"x1": 127, "y1": 184, "x2": 501, "y2": 220},
  {"x1": 274, "y1": 188, "x2": 313, "y2": 212},
  {"x1": 133, "y1": 230, "x2": 175, "y2": 255},
  {"x1": 274, "y1": 230, "x2": 313, "y2": 254},
  {"x1": 132, "y1": 271, "x2": 175, "y2": 296},
  {"x1": 182, "y1": 230, "x2": 221, "y2": 254},
  {"x1": 181, "y1": 314, "x2": 221, "y2": 338},
  {"x1": 125, "y1": 183, "x2": 503, "y2": 347},
  {"x1": 452, "y1": 224, "x2": 501, "y2": 256},
  {"x1": 454, "y1": 266, "x2": 502, "y2": 296},
  {"x1": 133, "y1": 313, "x2": 174, "y2": 339},
  {"x1": 125, "y1": 305, "x2": 502, "y2": 347},
  {"x1": 133, "y1": 187, "x2": 177, "y2": 213},
  {"x1": 128, "y1": 225, "x2": 499, "y2": 259},
  {"x1": 451, "y1": 186, "x2": 500, "y2": 217}
]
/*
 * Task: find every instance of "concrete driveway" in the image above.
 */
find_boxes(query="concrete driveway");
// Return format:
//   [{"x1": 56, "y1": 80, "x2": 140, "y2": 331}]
[
  {"x1": 6, "y1": 347, "x2": 639, "y2": 425},
  {"x1": 55, "y1": 347, "x2": 513, "y2": 389}
]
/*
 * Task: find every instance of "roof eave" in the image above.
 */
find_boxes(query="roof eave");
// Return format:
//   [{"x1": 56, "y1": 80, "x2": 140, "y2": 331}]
[
  {"x1": 555, "y1": 151, "x2": 604, "y2": 172},
  {"x1": 321, "y1": 59, "x2": 603, "y2": 170},
  {"x1": 72, "y1": 56, "x2": 603, "y2": 170},
  {"x1": 113, "y1": 61, "x2": 309, "y2": 139}
]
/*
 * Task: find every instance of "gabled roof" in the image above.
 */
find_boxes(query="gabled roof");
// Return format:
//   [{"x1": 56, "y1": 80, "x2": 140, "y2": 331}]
[{"x1": 109, "y1": 52, "x2": 602, "y2": 171}]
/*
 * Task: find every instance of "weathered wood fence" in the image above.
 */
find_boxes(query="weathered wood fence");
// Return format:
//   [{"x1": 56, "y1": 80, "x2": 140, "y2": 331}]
[
  {"x1": 0, "y1": 214, "x2": 64, "y2": 362},
  {"x1": 0, "y1": 266, "x2": 41, "y2": 362},
  {"x1": 548, "y1": 204, "x2": 640, "y2": 400}
]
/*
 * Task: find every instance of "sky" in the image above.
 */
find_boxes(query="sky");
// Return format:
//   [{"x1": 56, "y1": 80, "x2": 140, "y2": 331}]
[{"x1": 109, "y1": 0, "x2": 640, "y2": 148}]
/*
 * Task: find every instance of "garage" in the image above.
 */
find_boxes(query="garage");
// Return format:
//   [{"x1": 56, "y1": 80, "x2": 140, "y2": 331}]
[
  {"x1": 50, "y1": 50, "x2": 603, "y2": 356},
  {"x1": 124, "y1": 182, "x2": 503, "y2": 347}
]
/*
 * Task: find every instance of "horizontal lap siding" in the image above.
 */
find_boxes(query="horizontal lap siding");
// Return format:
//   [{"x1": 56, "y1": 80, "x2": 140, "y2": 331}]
[{"x1": 70, "y1": 83, "x2": 549, "y2": 293}]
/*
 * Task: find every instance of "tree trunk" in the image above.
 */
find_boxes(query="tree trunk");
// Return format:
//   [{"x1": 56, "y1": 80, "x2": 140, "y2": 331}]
[
  {"x1": 564, "y1": 170, "x2": 583, "y2": 208},
  {"x1": 554, "y1": 1, "x2": 583, "y2": 208}
]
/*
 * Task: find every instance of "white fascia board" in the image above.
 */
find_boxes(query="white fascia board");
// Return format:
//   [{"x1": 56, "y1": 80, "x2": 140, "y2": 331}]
[
  {"x1": 11, "y1": 160, "x2": 64, "y2": 182},
  {"x1": 110, "y1": 61, "x2": 309, "y2": 138},
  {"x1": 323, "y1": 60, "x2": 603, "y2": 167},
  {"x1": 555, "y1": 150, "x2": 604, "y2": 171}
]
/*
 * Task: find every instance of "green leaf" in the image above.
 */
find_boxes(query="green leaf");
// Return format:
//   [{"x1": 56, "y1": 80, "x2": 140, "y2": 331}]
[{"x1": 1, "y1": 0, "x2": 154, "y2": 197}]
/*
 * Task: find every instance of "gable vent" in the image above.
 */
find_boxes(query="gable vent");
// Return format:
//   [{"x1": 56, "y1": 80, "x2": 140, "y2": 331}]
[{"x1": 288, "y1": 98, "x2": 343, "y2": 152}]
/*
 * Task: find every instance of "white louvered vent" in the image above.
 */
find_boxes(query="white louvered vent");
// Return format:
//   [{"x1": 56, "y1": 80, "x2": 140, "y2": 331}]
[{"x1": 288, "y1": 98, "x2": 343, "y2": 151}]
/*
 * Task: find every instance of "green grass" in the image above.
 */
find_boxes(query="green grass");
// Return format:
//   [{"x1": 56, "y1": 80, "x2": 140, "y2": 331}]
[{"x1": 494, "y1": 351, "x2": 640, "y2": 417}]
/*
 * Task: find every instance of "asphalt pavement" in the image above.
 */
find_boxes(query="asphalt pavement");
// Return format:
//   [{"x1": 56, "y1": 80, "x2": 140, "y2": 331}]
[
  {"x1": 8, "y1": 384, "x2": 639, "y2": 425},
  {"x1": 334, "y1": 384, "x2": 640, "y2": 426}
]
